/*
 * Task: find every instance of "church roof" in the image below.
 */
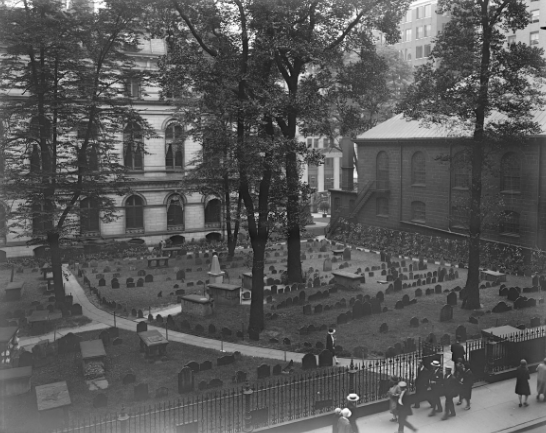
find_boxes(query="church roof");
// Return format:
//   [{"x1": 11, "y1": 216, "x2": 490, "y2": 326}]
[{"x1": 355, "y1": 111, "x2": 546, "y2": 141}]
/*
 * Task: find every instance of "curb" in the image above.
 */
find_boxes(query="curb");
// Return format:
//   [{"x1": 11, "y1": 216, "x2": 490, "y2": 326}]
[{"x1": 493, "y1": 415, "x2": 546, "y2": 433}]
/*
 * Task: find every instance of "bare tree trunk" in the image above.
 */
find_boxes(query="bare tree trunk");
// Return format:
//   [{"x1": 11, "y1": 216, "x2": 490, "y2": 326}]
[
  {"x1": 47, "y1": 232, "x2": 64, "y2": 302},
  {"x1": 285, "y1": 149, "x2": 303, "y2": 283}
]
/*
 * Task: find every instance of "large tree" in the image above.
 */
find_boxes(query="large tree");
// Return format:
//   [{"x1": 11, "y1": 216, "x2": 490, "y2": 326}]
[
  {"x1": 0, "y1": 0, "x2": 153, "y2": 299},
  {"x1": 250, "y1": 0, "x2": 409, "y2": 282},
  {"x1": 398, "y1": 0, "x2": 545, "y2": 309}
]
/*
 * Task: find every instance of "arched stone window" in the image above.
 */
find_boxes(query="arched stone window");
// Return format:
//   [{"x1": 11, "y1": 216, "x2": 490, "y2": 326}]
[
  {"x1": 165, "y1": 123, "x2": 184, "y2": 170},
  {"x1": 500, "y1": 152, "x2": 521, "y2": 192},
  {"x1": 411, "y1": 151, "x2": 426, "y2": 185},
  {"x1": 123, "y1": 122, "x2": 144, "y2": 171},
  {"x1": 411, "y1": 201, "x2": 426, "y2": 223},
  {"x1": 80, "y1": 197, "x2": 100, "y2": 233},
  {"x1": 166, "y1": 195, "x2": 184, "y2": 230},
  {"x1": 376, "y1": 151, "x2": 389, "y2": 190},
  {"x1": 500, "y1": 210, "x2": 520, "y2": 235},
  {"x1": 204, "y1": 198, "x2": 221, "y2": 228},
  {"x1": 125, "y1": 195, "x2": 144, "y2": 231},
  {"x1": 452, "y1": 151, "x2": 470, "y2": 189}
]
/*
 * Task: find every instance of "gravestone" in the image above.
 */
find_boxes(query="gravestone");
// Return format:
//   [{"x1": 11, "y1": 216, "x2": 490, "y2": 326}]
[
  {"x1": 439, "y1": 304, "x2": 453, "y2": 322},
  {"x1": 98, "y1": 278, "x2": 106, "y2": 287},
  {"x1": 71, "y1": 303, "x2": 83, "y2": 316},
  {"x1": 469, "y1": 316, "x2": 479, "y2": 324},
  {"x1": 409, "y1": 316, "x2": 419, "y2": 328},
  {"x1": 233, "y1": 370, "x2": 247, "y2": 384},
  {"x1": 394, "y1": 278, "x2": 402, "y2": 292},
  {"x1": 302, "y1": 353, "x2": 317, "y2": 370},
  {"x1": 137, "y1": 278, "x2": 144, "y2": 287},
  {"x1": 376, "y1": 291, "x2": 384, "y2": 302},
  {"x1": 318, "y1": 349, "x2": 333, "y2": 367},
  {"x1": 415, "y1": 288, "x2": 423, "y2": 297},
  {"x1": 343, "y1": 248, "x2": 351, "y2": 260},
  {"x1": 447, "y1": 292, "x2": 457, "y2": 306},
  {"x1": 455, "y1": 325, "x2": 467, "y2": 341},
  {"x1": 137, "y1": 310, "x2": 144, "y2": 319},
  {"x1": 145, "y1": 274, "x2": 154, "y2": 283},
  {"x1": 138, "y1": 269, "x2": 146, "y2": 277},
  {"x1": 186, "y1": 361, "x2": 200, "y2": 373},
  {"x1": 314, "y1": 304, "x2": 323, "y2": 314},
  {"x1": 514, "y1": 296, "x2": 528, "y2": 309},
  {"x1": 257, "y1": 364, "x2": 271, "y2": 379},
  {"x1": 134, "y1": 383, "x2": 149, "y2": 401},
  {"x1": 507, "y1": 287, "x2": 520, "y2": 302},
  {"x1": 402, "y1": 294, "x2": 410, "y2": 306},
  {"x1": 395, "y1": 300, "x2": 404, "y2": 310},
  {"x1": 177, "y1": 270, "x2": 185, "y2": 280},
  {"x1": 178, "y1": 367, "x2": 194, "y2": 394},
  {"x1": 362, "y1": 301, "x2": 372, "y2": 316},
  {"x1": 111, "y1": 279, "x2": 119, "y2": 289},
  {"x1": 200, "y1": 360, "x2": 212, "y2": 371},
  {"x1": 272, "y1": 364, "x2": 282, "y2": 375},
  {"x1": 435, "y1": 285, "x2": 442, "y2": 294},
  {"x1": 379, "y1": 323, "x2": 388, "y2": 333},
  {"x1": 137, "y1": 322, "x2": 148, "y2": 333},
  {"x1": 323, "y1": 258, "x2": 332, "y2": 272},
  {"x1": 302, "y1": 305, "x2": 312, "y2": 315}
]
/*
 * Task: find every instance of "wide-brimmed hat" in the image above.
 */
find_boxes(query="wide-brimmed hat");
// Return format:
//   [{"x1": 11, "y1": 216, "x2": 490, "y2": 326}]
[
  {"x1": 341, "y1": 408, "x2": 352, "y2": 418},
  {"x1": 328, "y1": 328, "x2": 336, "y2": 335},
  {"x1": 431, "y1": 360, "x2": 441, "y2": 367},
  {"x1": 347, "y1": 393, "x2": 359, "y2": 402},
  {"x1": 398, "y1": 381, "x2": 407, "y2": 388}
]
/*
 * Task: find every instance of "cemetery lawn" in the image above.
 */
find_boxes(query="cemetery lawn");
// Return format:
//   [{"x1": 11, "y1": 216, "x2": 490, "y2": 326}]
[
  {"x1": 0, "y1": 266, "x2": 92, "y2": 337},
  {"x1": 4, "y1": 328, "x2": 294, "y2": 433}
]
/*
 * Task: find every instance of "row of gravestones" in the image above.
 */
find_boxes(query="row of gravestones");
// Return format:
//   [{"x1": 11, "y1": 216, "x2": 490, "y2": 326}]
[
  {"x1": 384, "y1": 338, "x2": 418, "y2": 357},
  {"x1": 498, "y1": 286, "x2": 540, "y2": 310},
  {"x1": 530, "y1": 274, "x2": 546, "y2": 289},
  {"x1": 393, "y1": 296, "x2": 418, "y2": 310},
  {"x1": 389, "y1": 283, "x2": 447, "y2": 296}
]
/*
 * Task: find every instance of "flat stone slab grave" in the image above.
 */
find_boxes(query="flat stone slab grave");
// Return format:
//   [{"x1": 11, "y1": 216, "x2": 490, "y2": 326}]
[
  {"x1": 207, "y1": 283, "x2": 241, "y2": 305},
  {"x1": 480, "y1": 269, "x2": 506, "y2": 282},
  {"x1": 180, "y1": 294, "x2": 214, "y2": 317},
  {"x1": 481, "y1": 325, "x2": 521, "y2": 341},
  {"x1": 331, "y1": 270, "x2": 364, "y2": 290},
  {"x1": 332, "y1": 249, "x2": 344, "y2": 257},
  {"x1": 5, "y1": 281, "x2": 25, "y2": 301}
]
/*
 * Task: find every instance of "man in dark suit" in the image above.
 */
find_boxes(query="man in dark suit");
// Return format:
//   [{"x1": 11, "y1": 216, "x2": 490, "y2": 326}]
[
  {"x1": 450, "y1": 338, "x2": 466, "y2": 363},
  {"x1": 326, "y1": 328, "x2": 339, "y2": 365},
  {"x1": 413, "y1": 359, "x2": 430, "y2": 409},
  {"x1": 396, "y1": 381, "x2": 418, "y2": 433},
  {"x1": 442, "y1": 367, "x2": 458, "y2": 420},
  {"x1": 428, "y1": 360, "x2": 443, "y2": 416}
]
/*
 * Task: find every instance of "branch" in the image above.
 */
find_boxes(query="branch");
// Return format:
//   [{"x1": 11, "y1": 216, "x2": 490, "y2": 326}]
[
  {"x1": 489, "y1": 0, "x2": 511, "y2": 26},
  {"x1": 170, "y1": 0, "x2": 218, "y2": 57},
  {"x1": 274, "y1": 53, "x2": 293, "y2": 92},
  {"x1": 327, "y1": 9, "x2": 365, "y2": 51}
]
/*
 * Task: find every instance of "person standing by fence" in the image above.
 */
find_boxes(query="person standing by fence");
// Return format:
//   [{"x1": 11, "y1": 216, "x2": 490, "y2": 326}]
[
  {"x1": 515, "y1": 359, "x2": 531, "y2": 407},
  {"x1": 326, "y1": 328, "x2": 339, "y2": 365},
  {"x1": 428, "y1": 360, "x2": 443, "y2": 416},
  {"x1": 441, "y1": 367, "x2": 458, "y2": 420},
  {"x1": 536, "y1": 358, "x2": 546, "y2": 402},
  {"x1": 396, "y1": 381, "x2": 418, "y2": 433},
  {"x1": 413, "y1": 359, "x2": 430, "y2": 409},
  {"x1": 450, "y1": 338, "x2": 466, "y2": 363}
]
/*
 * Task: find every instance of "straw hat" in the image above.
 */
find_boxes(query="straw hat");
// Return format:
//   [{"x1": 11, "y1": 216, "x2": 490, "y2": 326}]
[
  {"x1": 328, "y1": 328, "x2": 336, "y2": 335},
  {"x1": 347, "y1": 393, "x2": 359, "y2": 402},
  {"x1": 431, "y1": 360, "x2": 441, "y2": 367},
  {"x1": 398, "y1": 381, "x2": 407, "y2": 388}
]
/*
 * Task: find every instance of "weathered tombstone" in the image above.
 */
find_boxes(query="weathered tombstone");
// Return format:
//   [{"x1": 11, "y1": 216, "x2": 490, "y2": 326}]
[
  {"x1": 395, "y1": 300, "x2": 404, "y2": 310},
  {"x1": 272, "y1": 364, "x2": 282, "y2": 375},
  {"x1": 439, "y1": 304, "x2": 453, "y2": 322},
  {"x1": 257, "y1": 364, "x2": 271, "y2": 379},
  {"x1": 447, "y1": 292, "x2": 457, "y2": 306},
  {"x1": 200, "y1": 360, "x2": 212, "y2": 371},
  {"x1": 393, "y1": 278, "x2": 402, "y2": 292},
  {"x1": 98, "y1": 278, "x2": 106, "y2": 287},
  {"x1": 409, "y1": 316, "x2": 419, "y2": 328},
  {"x1": 362, "y1": 301, "x2": 372, "y2": 316},
  {"x1": 302, "y1": 353, "x2": 317, "y2": 370},
  {"x1": 111, "y1": 279, "x2": 119, "y2": 289},
  {"x1": 434, "y1": 285, "x2": 442, "y2": 294},
  {"x1": 402, "y1": 294, "x2": 410, "y2": 306},
  {"x1": 530, "y1": 317, "x2": 541, "y2": 327},
  {"x1": 455, "y1": 325, "x2": 467, "y2": 341},
  {"x1": 134, "y1": 383, "x2": 149, "y2": 401},
  {"x1": 492, "y1": 301, "x2": 511, "y2": 313},
  {"x1": 145, "y1": 274, "x2": 154, "y2": 283},
  {"x1": 136, "y1": 278, "x2": 144, "y2": 287},
  {"x1": 343, "y1": 248, "x2": 351, "y2": 261},
  {"x1": 507, "y1": 287, "x2": 520, "y2": 302},
  {"x1": 186, "y1": 361, "x2": 200, "y2": 373},
  {"x1": 379, "y1": 323, "x2": 389, "y2": 333},
  {"x1": 415, "y1": 288, "x2": 423, "y2": 297},
  {"x1": 318, "y1": 349, "x2": 333, "y2": 367},
  {"x1": 178, "y1": 367, "x2": 194, "y2": 394},
  {"x1": 71, "y1": 303, "x2": 83, "y2": 316},
  {"x1": 137, "y1": 309, "x2": 144, "y2": 319}
]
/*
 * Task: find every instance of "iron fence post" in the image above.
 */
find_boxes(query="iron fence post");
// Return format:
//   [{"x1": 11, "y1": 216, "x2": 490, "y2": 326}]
[
  {"x1": 348, "y1": 359, "x2": 358, "y2": 393},
  {"x1": 243, "y1": 385, "x2": 254, "y2": 432},
  {"x1": 118, "y1": 406, "x2": 129, "y2": 433}
]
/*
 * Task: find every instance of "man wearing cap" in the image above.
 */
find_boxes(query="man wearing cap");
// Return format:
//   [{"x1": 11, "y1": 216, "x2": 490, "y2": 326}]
[
  {"x1": 428, "y1": 360, "x2": 443, "y2": 416},
  {"x1": 441, "y1": 367, "x2": 458, "y2": 420},
  {"x1": 326, "y1": 328, "x2": 340, "y2": 365},
  {"x1": 346, "y1": 393, "x2": 360, "y2": 433},
  {"x1": 396, "y1": 381, "x2": 418, "y2": 433}
]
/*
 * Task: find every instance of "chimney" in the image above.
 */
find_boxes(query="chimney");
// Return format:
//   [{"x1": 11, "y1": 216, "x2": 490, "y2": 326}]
[{"x1": 340, "y1": 137, "x2": 354, "y2": 191}]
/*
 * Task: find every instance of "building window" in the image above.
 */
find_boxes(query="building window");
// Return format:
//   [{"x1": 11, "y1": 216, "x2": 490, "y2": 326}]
[
  {"x1": 404, "y1": 28, "x2": 412, "y2": 42},
  {"x1": 306, "y1": 138, "x2": 313, "y2": 147},
  {"x1": 416, "y1": 26, "x2": 423, "y2": 39},
  {"x1": 416, "y1": 6, "x2": 423, "y2": 19},
  {"x1": 450, "y1": 205, "x2": 468, "y2": 229},
  {"x1": 125, "y1": 76, "x2": 141, "y2": 98},
  {"x1": 411, "y1": 151, "x2": 426, "y2": 185},
  {"x1": 500, "y1": 210, "x2": 520, "y2": 235},
  {"x1": 205, "y1": 199, "x2": 221, "y2": 228},
  {"x1": 507, "y1": 34, "x2": 516, "y2": 45},
  {"x1": 323, "y1": 138, "x2": 330, "y2": 147},
  {"x1": 314, "y1": 138, "x2": 319, "y2": 148},
  {"x1": 32, "y1": 202, "x2": 53, "y2": 234},
  {"x1": 165, "y1": 123, "x2": 184, "y2": 170},
  {"x1": 376, "y1": 197, "x2": 389, "y2": 216},
  {"x1": 452, "y1": 151, "x2": 470, "y2": 189},
  {"x1": 500, "y1": 152, "x2": 521, "y2": 192},
  {"x1": 424, "y1": 24, "x2": 431, "y2": 37},
  {"x1": 376, "y1": 151, "x2": 389, "y2": 190},
  {"x1": 416, "y1": 46, "x2": 423, "y2": 59},
  {"x1": 167, "y1": 195, "x2": 184, "y2": 230},
  {"x1": 424, "y1": 4, "x2": 431, "y2": 17},
  {"x1": 80, "y1": 197, "x2": 100, "y2": 233},
  {"x1": 411, "y1": 201, "x2": 426, "y2": 223},
  {"x1": 530, "y1": 31, "x2": 539, "y2": 45},
  {"x1": 325, "y1": 177, "x2": 334, "y2": 190},
  {"x1": 125, "y1": 195, "x2": 144, "y2": 231},
  {"x1": 531, "y1": 10, "x2": 539, "y2": 23},
  {"x1": 123, "y1": 122, "x2": 144, "y2": 171},
  {"x1": 424, "y1": 44, "x2": 432, "y2": 56}
]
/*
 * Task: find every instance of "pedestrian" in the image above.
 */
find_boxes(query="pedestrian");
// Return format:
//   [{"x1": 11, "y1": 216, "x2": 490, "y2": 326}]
[
  {"x1": 332, "y1": 408, "x2": 342, "y2": 433},
  {"x1": 413, "y1": 359, "x2": 430, "y2": 409},
  {"x1": 441, "y1": 367, "x2": 458, "y2": 420},
  {"x1": 428, "y1": 360, "x2": 443, "y2": 416},
  {"x1": 450, "y1": 337, "x2": 466, "y2": 363},
  {"x1": 346, "y1": 393, "x2": 360, "y2": 433},
  {"x1": 387, "y1": 376, "x2": 401, "y2": 422},
  {"x1": 515, "y1": 359, "x2": 531, "y2": 407},
  {"x1": 337, "y1": 408, "x2": 353, "y2": 433},
  {"x1": 326, "y1": 328, "x2": 340, "y2": 365},
  {"x1": 396, "y1": 381, "x2": 418, "y2": 433},
  {"x1": 458, "y1": 364, "x2": 474, "y2": 410},
  {"x1": 536, "y1": 358, "x2": 546, "y2": 402}
]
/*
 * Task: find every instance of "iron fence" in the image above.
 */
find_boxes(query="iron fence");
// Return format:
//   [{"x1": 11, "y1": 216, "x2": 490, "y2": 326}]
[{"x1": 53, "y1": 353, "x2": 431, "y2": 433}]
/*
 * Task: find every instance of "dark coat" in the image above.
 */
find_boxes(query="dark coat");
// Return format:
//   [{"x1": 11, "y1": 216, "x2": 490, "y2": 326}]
[
  {"x1": 515, "y1": 366, "x2": 531, "y2": 396},
  {"x1": 396, "y1": 390, "x2": 413, "y2": 416},
  {"x1": 415, "y1": 365, "x2": 430, "y2": 390},
  {"x1": 326, "y1": 333, "x2": 335, "y2": 353},
  {"x1": 429, "y1": 368, "x2": 444, "y2": 390},
  {"x1": 443, "y1": 373, "x2": 459, "y2": 398},
  {"x1": 337, "y1": 417, "x2": 352, "y2": 433},
  {"x1": 451, "y1": 342, "x2": 466, "y2": 362}
]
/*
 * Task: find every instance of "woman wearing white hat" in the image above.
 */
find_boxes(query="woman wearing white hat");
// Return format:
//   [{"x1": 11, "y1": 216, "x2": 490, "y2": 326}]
[
  {"x1": 326, "y1": 328, "x2": 340, "y2": 365},
  {"x1": 396, "y1": 381, "x2": 418, "y2": 432},
  {"x1": 337, "y1": 408, "x2": 353, "y2": 433}
]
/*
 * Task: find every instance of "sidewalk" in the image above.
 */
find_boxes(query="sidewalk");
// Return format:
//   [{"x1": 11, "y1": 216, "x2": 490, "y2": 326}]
[{"x1": 304, "y1": 372, "x2": 546, "y2": 433}]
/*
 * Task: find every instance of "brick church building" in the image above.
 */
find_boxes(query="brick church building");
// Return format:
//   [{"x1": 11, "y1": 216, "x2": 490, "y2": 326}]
[{"x1": 329, "y1": 112, "x2": 546, "y2": 251}]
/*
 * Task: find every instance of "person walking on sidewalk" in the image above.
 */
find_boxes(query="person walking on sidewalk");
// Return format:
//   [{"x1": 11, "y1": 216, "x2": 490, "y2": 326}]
[
  {"x1": 451, "y1": 338, "x2": 466, "y2": 363},
  {"x1": 413, "y1": 360, "x2": 430, "y2": 409},
  {"x1": 326, "y1": 329, "x2": 340, "y2": 365},
  {"x1": 457, "y1": 364, "x2": 474, "y2": 410},
  {"x1": 396, "y1": 381, "x2": 418, "y2": 433},
  {"x1": 337, "y1": 408, "x2": 353, "y2": 433},
  {"x1": 388, "y1": 376, "x2": 401, "y2": 422},
  {"x1": 536, "y1": 358, "x2": 546, "y2": 402},
  {"x1": 442, "y1": 367, "x2": 458, "y2": 420},
  {"x1": 346, "y1": 393, "x2": 360, "y2": 433},
  {"x1": 428, "y1": 360, "x2": 443, "y2": 416},
  {"x1": 332, "y1": 408, "x2": 342, "y2": 433},
  {"x1": 515, "y1": 359, "x2": 531, "y2": 407}
]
